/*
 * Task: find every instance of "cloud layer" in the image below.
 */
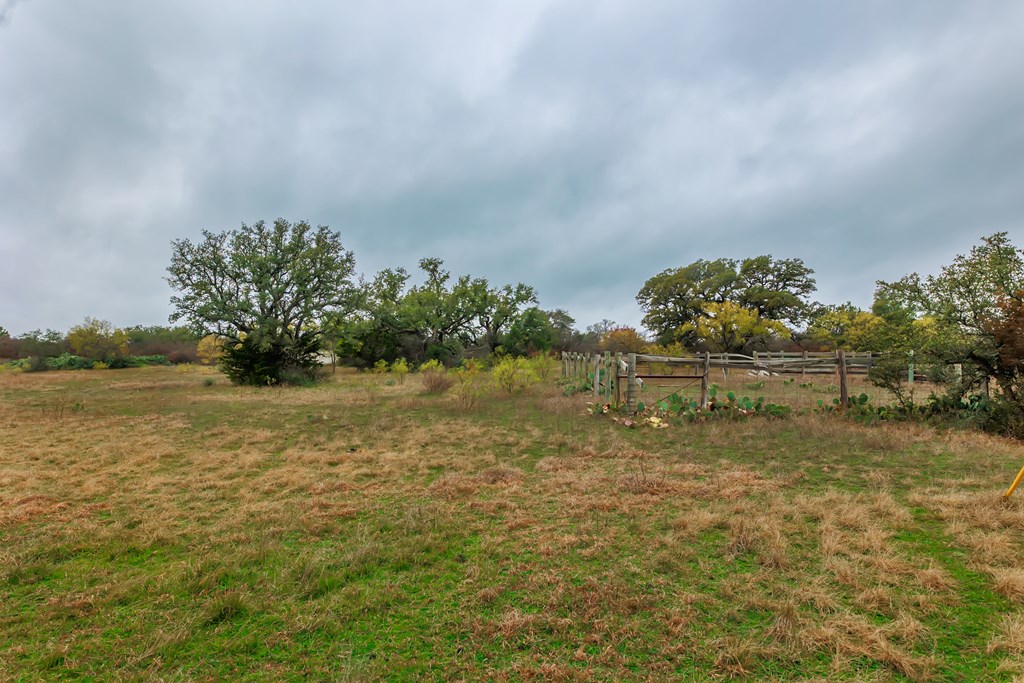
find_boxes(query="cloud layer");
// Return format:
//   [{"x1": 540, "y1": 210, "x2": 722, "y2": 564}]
[{"x1": 2, "y1": 1, "x2": 1023, "y2": 334}]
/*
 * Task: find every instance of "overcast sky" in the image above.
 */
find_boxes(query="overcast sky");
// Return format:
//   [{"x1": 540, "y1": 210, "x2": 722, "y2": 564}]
[{"x1": 2, "y1": 1, "x2": 1023, "y2": 336}]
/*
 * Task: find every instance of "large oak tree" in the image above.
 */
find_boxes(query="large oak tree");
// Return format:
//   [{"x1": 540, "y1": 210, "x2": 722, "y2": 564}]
[
  {"x1": 637, "y1": 255, "x2": 815, "y2": 345},
  {"x1": 167, "y1": 219, "x2": 356, "y2": 385},
  {"x1": 875, "y1": 232, "x2": 1024, "y2": 401}
]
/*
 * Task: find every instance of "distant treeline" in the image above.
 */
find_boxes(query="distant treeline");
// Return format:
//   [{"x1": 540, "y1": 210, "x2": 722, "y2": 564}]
[{"x1": 0, "y1": 321, "x2": 201, "y2": 369}]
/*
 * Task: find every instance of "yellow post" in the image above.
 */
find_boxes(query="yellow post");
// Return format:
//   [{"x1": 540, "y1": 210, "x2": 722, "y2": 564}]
[{"x1": 1004, "y1": 464, "x2": 1024, "y2": 499}]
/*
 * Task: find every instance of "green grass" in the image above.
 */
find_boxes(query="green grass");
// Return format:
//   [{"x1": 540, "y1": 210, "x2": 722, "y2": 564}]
[{"x1": 1, "y1": 366, "x2": 1024, "y2": 680}]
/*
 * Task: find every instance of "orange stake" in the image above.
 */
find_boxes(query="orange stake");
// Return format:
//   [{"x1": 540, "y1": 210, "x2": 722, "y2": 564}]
[{"x1": 1004, "y1": 464, "x2": 1024, "y2": 499}]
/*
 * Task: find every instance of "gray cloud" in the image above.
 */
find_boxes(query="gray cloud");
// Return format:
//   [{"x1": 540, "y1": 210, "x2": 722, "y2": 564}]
[
  {"x1": 1, "y1": 1, "x2": 1023, "y2": 335},
  {"x1": 0, "y1": 0, "x2": 28, "y2": 25}
]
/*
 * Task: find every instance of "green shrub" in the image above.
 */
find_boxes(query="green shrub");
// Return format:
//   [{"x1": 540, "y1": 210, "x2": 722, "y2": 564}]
[
  {"x1": 106, "y1": 356, "x2": 154, "y2": 369},
  {"x1": 492, "y1": 356, "x2": 537, "y2": 393},
  {"x1": 652, "y1": 388, "x2": 791, "y2": 422},
  {"x1": 49, "y1": 353, "x2": 91, "y2": 371},
  {"x1": 452, "y1": 360, "x2": 486, "y2": 411},
  {"x1": 22, "y1": 356, "x2": 51, "y2": 373},
  {"x1": 559, "y1": 378, "x2": 592, "y2": 396},
  {"x1": 219, "y1": 335, "x2": 322, "y2": 386},
  {"x1": 868, "y1": 355, "x2": 915, "y2": 408},
  {"x1": 424, "y1": 343, "x2": 460, "y2": 365},
  {"x1": 924, "y1": 392, "x2": 1024, "y2": 436},
  {"x1": 389, "y1": 358, "x2": 410, "y2": 384},
  {"x1": 133, "y1": 354, "x2": 171, "y2": 366},
  {"x1": 278, "y1": 366, "x2": 323, "y2": 387},
  {"x1": 528, "y1": 354, "x2": 557, "y2": 382},
  {"x1": 984, "y1": 399, "x2": 1024, "y2": 439}
]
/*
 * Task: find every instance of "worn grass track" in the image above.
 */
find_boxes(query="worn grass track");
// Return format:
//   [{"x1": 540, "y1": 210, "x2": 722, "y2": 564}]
[{"x1": 2, "y1": 365, "x2": 1024, "y2": 681}]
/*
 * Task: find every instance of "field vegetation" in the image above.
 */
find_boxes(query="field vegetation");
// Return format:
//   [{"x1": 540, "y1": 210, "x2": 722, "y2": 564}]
[
  {"x1": 3, "y1": 365, "x2": 1024, "y2": 680},
  {"x1": 2, "y1": 226, "x2": 1024, "y2": 679}
]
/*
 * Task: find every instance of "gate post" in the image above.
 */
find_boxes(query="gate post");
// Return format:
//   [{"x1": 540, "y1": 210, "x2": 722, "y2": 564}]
[
  {"x1": 700, "y1": 351, "x2": 710, "y2": 410},
  {"x1": 838, "y1": 350, "x2": 849, "y2": 411},
  {"x1": 626, "y1": 353, "x2": 638, "y2": 412}
]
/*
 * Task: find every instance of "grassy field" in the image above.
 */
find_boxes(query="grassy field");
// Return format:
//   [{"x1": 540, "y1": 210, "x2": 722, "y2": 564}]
[{"x1": 2, "y1": 366, "x2": 1024, "y2": 681}]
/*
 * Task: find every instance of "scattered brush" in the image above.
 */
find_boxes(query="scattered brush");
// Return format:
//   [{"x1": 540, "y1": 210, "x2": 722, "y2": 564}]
[
  {"x1": 452, "y1": 361, "x2": 486, "y2": 411},
  {"x1": 492, "y1": 356, "x2": 537, "y2": 394},
  {"x1": 419, "y1": 360, "x2": 454, "y2": 393},
  {"x1": 46, "y1": 391, "x2": 86, "y2": 421},
  {"x1": 621, "y1": 452, "x2": 669, "y2": 494}
]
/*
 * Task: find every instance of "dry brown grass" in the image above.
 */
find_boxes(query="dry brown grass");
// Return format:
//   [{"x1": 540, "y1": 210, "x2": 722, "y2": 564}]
[
  {"x1": 993, "y1": 569, "x2": 1024, "y2": 602},
  {"x1": 420, "y1": 367, "x2": 455, "y2": 393},
  {"x1": 802, "y1": 612, "x2": 936, "y2": 681},
  {"x1": 989, "y1": 613, "x2": 1024, "y2": 655},
  {"x1": 915, "y1": 562, "x2": 957, "y2": 592},
  {"x1": 2, "y1": 366, "x2": 1024, "y2": 679}
]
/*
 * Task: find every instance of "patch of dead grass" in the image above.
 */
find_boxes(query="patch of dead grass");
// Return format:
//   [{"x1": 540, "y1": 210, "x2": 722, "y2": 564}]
[
  {"x1": 428, "y1": 474, "x2": 480, "y2": 498},
  {"x1": 671, "y1": 508, "x2": 720, "y2": 537},
  {"x1": 803, "y1": 612, "x2": 935, "y2": 681},
  {"x1": 478, "y1": 465, "x2": 524, "y2": 485},
  {"x1": 992, "y1": 568, "x2": 1024, "y2": 602},
  {"x1": 915, "y1": 562, "x2": 956, "y2": 592},
  {"x1": 989, "y1": 613, "x2": 1024, "y2": 655}
]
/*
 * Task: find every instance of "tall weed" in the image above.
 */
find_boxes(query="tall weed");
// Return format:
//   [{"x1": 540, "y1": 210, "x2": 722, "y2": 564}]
[
  {"x1": 492, "y1": 356, "x2": 537, "y2": 393},
  {"x1": 452, "y1": 360, "x2": 486, "y2": 411},
  {"x1": 420, "y1": 359, "x2": 454, "y2": 393},
  {"x1": 529, "y1": 354, "x2": 557, "y2": 382}
]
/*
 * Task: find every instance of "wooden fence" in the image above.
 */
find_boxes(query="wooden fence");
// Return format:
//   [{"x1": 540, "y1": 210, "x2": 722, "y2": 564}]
[{"x1": 562, "y1": 350, "x2": 889, "y2": 412}]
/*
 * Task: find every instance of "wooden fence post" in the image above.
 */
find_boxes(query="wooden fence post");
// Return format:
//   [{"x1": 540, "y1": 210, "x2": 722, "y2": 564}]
[
  {"x1": 700, "y1": 351, "x2": 710, "y2": 410},
  {"x1": 626, "y1": 353, "x2": 638, "y2": 412},
  {"x1": 598, "y1": 352, "x2": 606, "y2": 401},
  {"x1": 592, "y1": 354, "x2": 600, "y2": 397},
  {"x1": 907, "y1": 350, "x2": 915, "y2": 387},
  {"x1": 838, "y1": 350, "x2": 849, "y2": 411},
  {"x1": 615, "y1": 352, "x2": 622, "y2": 405},
  {"x1": 802, "y1": 350, "x2": 808, "y2": 378}
]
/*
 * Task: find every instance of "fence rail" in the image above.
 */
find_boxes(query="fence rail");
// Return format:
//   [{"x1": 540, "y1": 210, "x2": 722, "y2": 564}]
[
  {"x1": 561, "y1": 350, "x2": 895, "y2": 412},
  {"x1": 645, "y1": 351, "x2": 875, "y2": 372}
]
